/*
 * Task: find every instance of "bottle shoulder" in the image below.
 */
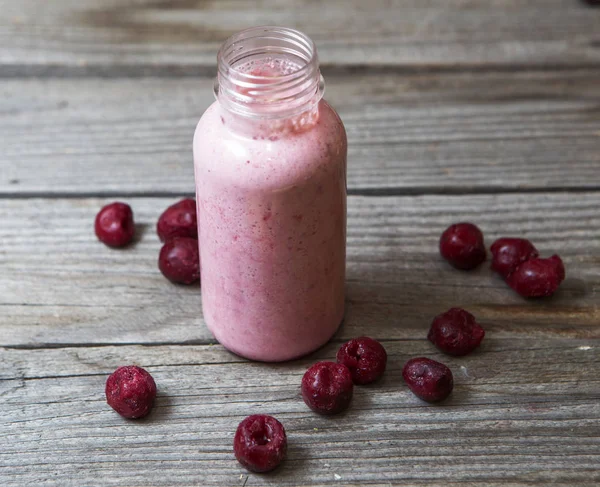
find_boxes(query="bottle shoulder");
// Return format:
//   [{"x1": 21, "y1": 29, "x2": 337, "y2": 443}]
[
  {"x1": 193, "y1": 100, "x2": 346, "y2": 191},
  {"x1": 194, "y1": 100, "x2": 345, "y2": 144}
]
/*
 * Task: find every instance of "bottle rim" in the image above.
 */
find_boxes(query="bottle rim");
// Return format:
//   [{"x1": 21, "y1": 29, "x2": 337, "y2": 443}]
[{"x1": 215, "y1": 26, "x2": 324, "y2": 119}]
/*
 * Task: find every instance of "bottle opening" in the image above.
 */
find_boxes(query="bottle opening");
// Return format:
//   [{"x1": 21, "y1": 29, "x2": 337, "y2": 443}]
[{"x1": 215, "y1": 27, "x2": 325, "y2": 119}]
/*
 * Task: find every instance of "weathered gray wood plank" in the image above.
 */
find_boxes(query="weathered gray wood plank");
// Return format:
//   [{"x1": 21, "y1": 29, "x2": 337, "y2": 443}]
[
  {"x1": 1, "y1": 0, "x2": 600, "y2": 73},
  {"x1": 1, "y1": 69, "x2": 600, "y2": 195},
  {"x1": 1, "y1": 193, "x2": 598, "y2": 348},
  {"x1": 1, "y1": 340, "x2": 599, "y2": 486}
]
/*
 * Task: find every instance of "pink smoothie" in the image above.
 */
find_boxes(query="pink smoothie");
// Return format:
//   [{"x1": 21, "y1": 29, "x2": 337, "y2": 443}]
[{"x1": 193, "y1": 58, "x2": 347, "y2": 362}]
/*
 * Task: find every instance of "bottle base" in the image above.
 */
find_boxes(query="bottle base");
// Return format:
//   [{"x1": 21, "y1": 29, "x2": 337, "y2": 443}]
[{"x1": 206, "y1": 311, "x2": 345, "y2": 363}]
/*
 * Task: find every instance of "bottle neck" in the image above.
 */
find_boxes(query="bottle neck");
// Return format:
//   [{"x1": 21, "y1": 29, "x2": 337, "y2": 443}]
[{"x1": 214, "y1": 27, "x2": 325, "y2": 125}]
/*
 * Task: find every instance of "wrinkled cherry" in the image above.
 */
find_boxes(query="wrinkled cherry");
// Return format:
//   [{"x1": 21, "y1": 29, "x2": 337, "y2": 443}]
[
  {"x1": 301, "y1": 362, "x2": 353, "y2": 415},
  {"x1": 336, "y1": 337, "x2": 387, "y2": 385},
  {"x1": 157, "y1": 198, "x2": 198, "y2": 242},
  {"x1": 507, "y1": 255, "x2": 565, "y2": 298},
  {"x1": 95, "y1": 202, "x2": 135, "y2": 247},
  {"x1": 428, "y1": 308, "x2": 485, "y2": 356},
  {"x1": 402, "y1": 357, "x2": 453, "y2": 403},
  {"x1": 234, "y1": 415, "x2": 287, "y2": 473},
  {"x1": 158, "y1": 237, "x2": 200, "y2": 285},
  {"x1": 490, "y1": 238, "x2": 539, "y2": 279},
  {"x1": 439, "y1": 222, "x2": 486, "y2": 270},
  {"x1": 105, "y1": 365, "x2": 157, "y2": 419}
]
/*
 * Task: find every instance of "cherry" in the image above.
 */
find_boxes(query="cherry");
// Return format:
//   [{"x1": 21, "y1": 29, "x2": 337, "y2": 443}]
[
  {"x1": 301, "y1": 362, "x2": 353, "y2": 415},
  {"x1": 105, "y1": 365, "x2": 157, "y2": 419},
  {"x1": 233, "y1": 415, "x2": 287, "y2": 473},
  {"x1": 95, "y1": 202, "x2": 135, "y2": 248},
  {"x1": 439, "y1": 222, "x2": 486, "y2": 270},
  {"x1": 156, "y1": 198, "x2": 198, "y2": 242},
  {"x1": 507, "y1": 255, "x2": 565, "y2": 298},
  {"x1": 491, "y1": 238, "x2": 539, "y2": 279},
  {"x1": 428, "y1": 308, "x2": 485, "y2": 356},
  {"x1": 336, "y1": 337, "x2": 387, "y2": 384},
  {"x1": 403, "y1": 357, "x2": 454, "y2": 403},
  {"x1": 158, "y1": 237, "x2": 200, "y2": 285}
]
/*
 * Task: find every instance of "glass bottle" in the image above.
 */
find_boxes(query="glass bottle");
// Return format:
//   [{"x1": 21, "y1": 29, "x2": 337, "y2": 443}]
[{"x1": 193, "y1": 26, "x2": 347, "y2": 361}]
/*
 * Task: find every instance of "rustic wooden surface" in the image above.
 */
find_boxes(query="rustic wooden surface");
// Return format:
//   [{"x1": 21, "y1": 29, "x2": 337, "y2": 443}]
[
  {"x1": 1, "y1": 1, "x2": 600, "y2": 486},
  {"x1": 3, "y1": 69, "x2": 600, "y2": 195},
  {"x1": 1, "y1": 194, "x2": 599, "y2": 348},
  {"x1": 2, "y1": 340, "x2": 599, "y2": 486},
  {"x1": 2, "y1": 0, "x2": 600, "y2": 72}
]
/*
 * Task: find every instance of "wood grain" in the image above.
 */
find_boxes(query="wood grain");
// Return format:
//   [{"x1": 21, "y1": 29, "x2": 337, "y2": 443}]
[
  {"x1": 1, "y1": 194, "x2": 598, "y2": 349},
  {"x1": 2, "y1": 2, "x2": 599, "y2": 485},
  {"x1": 2, "y1": 69, "x2": 600, "y2": 196},
  {"x1": 1, "y1": 0, "x2": 600, "y2": 73},
  {"x1": 1, "y1": 340, "x2": 599, "y2": 486}
]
